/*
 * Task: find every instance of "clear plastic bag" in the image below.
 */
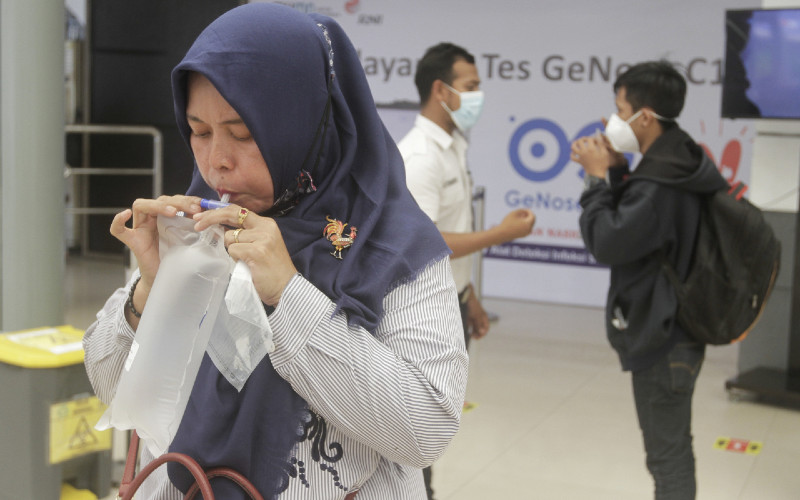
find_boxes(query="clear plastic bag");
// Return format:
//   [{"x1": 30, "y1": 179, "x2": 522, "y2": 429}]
[
  {"x1": 207, "y1": 261, "x2": 274, "y2": 391},
  {"x1": 97, "y1": 215, "x2": 233, "y2": 456}
]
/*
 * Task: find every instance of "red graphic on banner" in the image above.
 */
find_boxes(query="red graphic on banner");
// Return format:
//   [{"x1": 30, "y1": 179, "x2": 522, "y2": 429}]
[
  {"x1": 345, "y1": 0, "x2": 360, "y2": 14},
  {"x1": 697, "y1": 120, "x2": 751, "y2": 186},
  {"x1": 700, "y1": 140, "x2": 742, "y2": 184}
]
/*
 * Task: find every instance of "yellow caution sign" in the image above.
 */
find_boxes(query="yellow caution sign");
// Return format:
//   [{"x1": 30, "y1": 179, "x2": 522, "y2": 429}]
[
  {"x1": 714, "y1": 436, "x2": 763, "y2": 455},
  {"x1": 49, "y1": 396, "x2": 111, "y2": 464}
]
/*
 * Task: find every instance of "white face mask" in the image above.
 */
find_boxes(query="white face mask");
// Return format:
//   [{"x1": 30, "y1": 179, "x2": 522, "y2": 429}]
[
  {"x1": 604, "y1": 110, "x2": 643, "y2": 153},
  {"x1": 440, "y1": 83, "x2": 484, "y2": 132}
]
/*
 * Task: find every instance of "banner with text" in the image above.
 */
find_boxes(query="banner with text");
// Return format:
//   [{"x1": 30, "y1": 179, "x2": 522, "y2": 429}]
[{"x1": 263, "y1": 0, "x2": 759, "y2": 306}]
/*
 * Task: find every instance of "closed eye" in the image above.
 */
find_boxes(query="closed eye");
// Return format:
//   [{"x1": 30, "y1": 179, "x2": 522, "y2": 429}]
[{"x1": 230, "y1": 132, "x2": 252, "y2": 142}]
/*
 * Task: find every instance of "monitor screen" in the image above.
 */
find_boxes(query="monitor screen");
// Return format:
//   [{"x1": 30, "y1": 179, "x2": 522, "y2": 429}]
[{"x1": 722, "y1": 8, "x2": 800, "y2": 119}]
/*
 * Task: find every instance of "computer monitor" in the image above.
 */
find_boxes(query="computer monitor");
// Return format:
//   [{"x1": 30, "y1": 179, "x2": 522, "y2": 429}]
[{"x1": 722, "y1": 8, "x2": 800, "y2": 119}]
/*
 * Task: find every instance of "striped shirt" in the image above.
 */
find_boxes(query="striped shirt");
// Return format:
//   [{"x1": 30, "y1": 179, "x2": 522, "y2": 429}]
[{"x1": 83, "y1": 256, "x2": 468, "y2": 499}]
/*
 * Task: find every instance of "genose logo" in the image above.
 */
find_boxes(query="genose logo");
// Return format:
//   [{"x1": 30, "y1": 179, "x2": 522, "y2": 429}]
[
  {"x1": 508, "y1": 118, "x2": 603, "y2": 182},
  {"x1": 510, "y1": 116, "x2": 748, "y2": 186}
]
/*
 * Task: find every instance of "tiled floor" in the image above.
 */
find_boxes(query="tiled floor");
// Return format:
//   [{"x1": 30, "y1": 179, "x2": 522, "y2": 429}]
[{"x1": 64, "y1": 255, "x2": 800, "y2": 499}]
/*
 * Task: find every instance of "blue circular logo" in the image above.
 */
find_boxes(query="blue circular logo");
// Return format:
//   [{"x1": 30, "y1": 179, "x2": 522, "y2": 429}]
[{"x1": 508, "y1": 118, "x2": 570, "y2": 182}]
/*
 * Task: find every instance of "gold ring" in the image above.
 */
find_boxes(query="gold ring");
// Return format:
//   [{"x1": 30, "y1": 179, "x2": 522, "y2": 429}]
[
  {"x1": 237, "y1": 208, "x2": 249, "y2": 227},
  {"x1": 233, "y1": 228, "x2": 243, "y2": 244}
]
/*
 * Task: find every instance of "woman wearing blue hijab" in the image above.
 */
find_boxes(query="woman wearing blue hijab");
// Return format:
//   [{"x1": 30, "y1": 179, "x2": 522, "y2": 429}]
[{"x1": 84, "y1": 3, "x2": 468, "y2": 499}]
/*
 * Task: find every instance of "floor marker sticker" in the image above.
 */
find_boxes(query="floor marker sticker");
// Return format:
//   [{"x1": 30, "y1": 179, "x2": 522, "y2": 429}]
[{"x1": 714, "y1": 437, "x2": 762, "y2": 455}]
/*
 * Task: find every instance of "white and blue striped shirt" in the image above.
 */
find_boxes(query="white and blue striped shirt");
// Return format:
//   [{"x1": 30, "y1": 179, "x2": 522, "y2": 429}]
[{"x1": 83, "y1": 256, "x2": 468, "y2": 499}]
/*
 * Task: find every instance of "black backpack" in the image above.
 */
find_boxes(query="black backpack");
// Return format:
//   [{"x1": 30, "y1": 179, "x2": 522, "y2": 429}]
[{"x1": 659, "y1": 182, "x2": 781, "y2": 345}]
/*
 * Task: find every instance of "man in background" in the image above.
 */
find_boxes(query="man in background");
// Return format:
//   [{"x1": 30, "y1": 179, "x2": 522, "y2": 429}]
[
  {"x1": 398, "y1": 42, "x2": 536, "y2": 500},
  {"x1": 572, "y1": 60, "x2": 727, "y2": 499}
]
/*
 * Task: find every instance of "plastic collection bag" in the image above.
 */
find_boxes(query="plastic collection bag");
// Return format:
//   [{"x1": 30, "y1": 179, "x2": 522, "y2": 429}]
[
  {"x1": 97, "y1": 215, "x2": 233, "y2": 457},
  {"x1": 207, "y1": 260, "x2": 274, "y2": 392}
]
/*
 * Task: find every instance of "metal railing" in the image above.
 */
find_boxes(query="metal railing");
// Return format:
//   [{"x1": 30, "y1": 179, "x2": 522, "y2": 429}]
[
  {"x1": 472, "y1": 186, "x2": 486, "y2": 301},
  {"x1": 65, "y1": 124, "x2": 163, "y2": 253},
  {"x1": 65, "y1": 124, "x2": 163, "y2": 211}
]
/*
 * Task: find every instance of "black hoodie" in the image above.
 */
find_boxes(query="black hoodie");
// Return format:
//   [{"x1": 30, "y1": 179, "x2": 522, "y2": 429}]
[{"x1": 579, "y1": 127, "x2": 728, "y2": 371}]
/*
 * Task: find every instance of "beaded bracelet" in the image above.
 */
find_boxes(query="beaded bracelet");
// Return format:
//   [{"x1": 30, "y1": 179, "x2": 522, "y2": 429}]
[{"x1": 127, "y1": 275, "x2": 143, "y2": 318}]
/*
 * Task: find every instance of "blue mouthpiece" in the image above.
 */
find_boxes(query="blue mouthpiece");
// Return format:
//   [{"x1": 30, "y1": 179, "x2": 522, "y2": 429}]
[{"x1": 200, "y1": 199, "x2": 230, "y2": 210}]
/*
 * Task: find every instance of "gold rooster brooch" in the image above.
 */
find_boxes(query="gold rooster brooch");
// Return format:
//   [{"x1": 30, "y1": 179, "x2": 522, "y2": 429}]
[{"x1": 323, "y1": 215, "x2": 357, "y2": 259}]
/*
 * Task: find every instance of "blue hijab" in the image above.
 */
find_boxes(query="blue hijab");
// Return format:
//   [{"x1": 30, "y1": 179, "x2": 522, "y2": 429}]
[{"x1": 167, "y1": 4, "x2": 449, "y2": 498}]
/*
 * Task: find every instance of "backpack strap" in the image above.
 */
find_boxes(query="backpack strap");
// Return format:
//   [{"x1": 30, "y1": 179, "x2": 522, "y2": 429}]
[
  {"x1": 729, "y1": 181, "x2": 747, "y2": 200},
  {"x1": 655, "y1": 183, "x2": 720, "y2": 293}
]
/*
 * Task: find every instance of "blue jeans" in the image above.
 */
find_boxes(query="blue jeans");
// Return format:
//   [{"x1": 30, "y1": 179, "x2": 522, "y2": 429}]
[{"x1": 632, "y1": 340, "x2": 705, "y2": 500}]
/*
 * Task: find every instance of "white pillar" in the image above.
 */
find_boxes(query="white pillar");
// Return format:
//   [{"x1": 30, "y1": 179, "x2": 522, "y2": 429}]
[{"x1": 1, "y1": 0, "x2": 65, "y2": 330}]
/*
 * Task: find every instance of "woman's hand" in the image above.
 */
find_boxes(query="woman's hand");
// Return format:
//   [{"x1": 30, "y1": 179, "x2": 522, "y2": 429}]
[
  {"x1": 193, "y1": 205, "x2": 298, "y2": 306},
  {"x1": 111, "y1": 195, "x2": 203, "y2": 285},
  {"x1": 110, "y1": 195, "x2": 203, "y2": 325}
]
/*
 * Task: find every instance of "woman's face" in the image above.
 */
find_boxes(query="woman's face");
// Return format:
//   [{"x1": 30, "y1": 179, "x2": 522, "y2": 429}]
[{"x1": 186, "y1": 73, "x2": 274, "y2": 212}]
